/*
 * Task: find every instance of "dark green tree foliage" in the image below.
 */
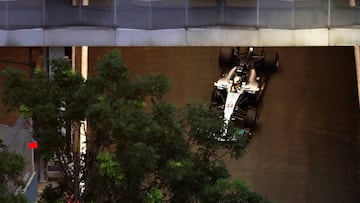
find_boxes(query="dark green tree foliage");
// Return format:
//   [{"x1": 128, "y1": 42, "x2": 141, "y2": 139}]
[
  {"x1": 202, "y1": 179, "x2": 270, "y2": 203},
  {"x1": 1, "y1": 50, "x2": 270, "y2": 203},
  {"x1": 0, "y1": 141, "x2": 27, "y2": 203},
  {"x1": 2, "y1": 59, "x2": 87, "y2": 199}
]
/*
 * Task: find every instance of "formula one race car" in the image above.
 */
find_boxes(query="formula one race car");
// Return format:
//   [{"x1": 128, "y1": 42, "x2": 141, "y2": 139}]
[{"x1": 210, "y1": 47, "x2": 279, "y2": 138}]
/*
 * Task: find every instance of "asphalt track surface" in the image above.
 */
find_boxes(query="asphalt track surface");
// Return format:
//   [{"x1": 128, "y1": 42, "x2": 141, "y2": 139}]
[
  {"x1": 90, "y1": 47, "x2": 359, "y2": 203},
  {"x1": 224, "y1": 47, "x2": 360, "y2": 203}
]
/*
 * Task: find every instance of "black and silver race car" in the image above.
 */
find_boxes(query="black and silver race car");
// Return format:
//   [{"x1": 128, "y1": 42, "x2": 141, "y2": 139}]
[{"x1": 210, "y1": 47, "x2": 279, "y2": 138}]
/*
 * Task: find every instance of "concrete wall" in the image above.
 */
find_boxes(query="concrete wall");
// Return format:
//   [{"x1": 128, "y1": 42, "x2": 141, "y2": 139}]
[{"x1": 0, "y1": 28, "x2": 360, "y2": 47}]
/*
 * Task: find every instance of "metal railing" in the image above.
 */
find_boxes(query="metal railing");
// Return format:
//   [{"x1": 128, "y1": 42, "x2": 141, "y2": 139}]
[
  {"x1": 3, "y1": 116, "x2": 33, "y2": 180},
  {"x1": 0, "y1": 0, "x2": 358, "y2": 30},
  {"x1": 1, "y1": 116, "x2": 36, "y2": 200}
]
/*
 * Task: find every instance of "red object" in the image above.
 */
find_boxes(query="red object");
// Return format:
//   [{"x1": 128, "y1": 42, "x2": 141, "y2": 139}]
[{"x1": 28, "y1": 141, "x2": 38, "y2": 149}]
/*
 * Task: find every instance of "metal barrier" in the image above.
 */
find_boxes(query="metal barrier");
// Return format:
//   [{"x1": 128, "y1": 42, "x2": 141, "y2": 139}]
[
  {"x1": 1, "y1": 116, "x2": 37, "y2": 203},
  {"x1": 0, "y1": 0, "x2": 358, "y2": 30},
  {"x1": 2, "y1": 117, "x2": 33, "y2": 181}
]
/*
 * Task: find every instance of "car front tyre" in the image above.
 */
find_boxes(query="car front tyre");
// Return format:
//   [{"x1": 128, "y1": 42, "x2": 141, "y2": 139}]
[
  {"x1": 219, "y1": 47, "x2": 234, "y2": 71},
  {"x1": 264, "y1": 52, "x2": 279, "y2": 73}
]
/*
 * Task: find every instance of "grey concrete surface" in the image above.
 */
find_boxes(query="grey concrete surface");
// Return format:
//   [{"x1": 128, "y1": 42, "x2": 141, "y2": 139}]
[{"x1": 111, "y1": 47, "x2": 360, "y2": 203}]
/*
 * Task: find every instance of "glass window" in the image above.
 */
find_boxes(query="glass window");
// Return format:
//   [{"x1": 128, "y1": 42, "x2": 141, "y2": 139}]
[
  {"x1": 293, "y1": 0, "x2": 328, "y2": 28},
  {"x1": 331, "y1": 1, "x2": 360, "y2": 27},
  {"x1": 8, "y1": 0, "x2": 43, "y2": 29},
  {"x1": 81, "y1": 0, "x2": 115, "y2": 27},
  {"x1": 45, "y1": 0, "x2": 80, "y2": 27},
  {"x1": 151, "y1": 0, "x2": 186, "y2": 29},
  {"x1": 224, "y1": 0, "x2": 257, "y2": 27},
  {"x1": 0, "y1": 2, "x2": 7, "y2": 29},
  {"x1": 117, "y1": 0, "x2": 151, "y2": 29},
  {"x1": 258, "y1": 0, "x2": 293, "y2": 28},
  {"x1": 188, "y1": 0, "x2": 218, "y2": 27}
]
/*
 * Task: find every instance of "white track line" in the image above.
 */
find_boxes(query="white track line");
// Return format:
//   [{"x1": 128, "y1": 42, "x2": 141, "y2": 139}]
[
  {"x1": 355, "y1": 46, "x2": 360, "y2": 107},
  {"x1": 351, "y1": 0, "x2": 359, "y2": 107},
  {"x1": 356, "y1": 45, "x2": 360, "y2": 193},
  {"x1": 350, "y1": 0, "x2": 356, "y2": 7}
]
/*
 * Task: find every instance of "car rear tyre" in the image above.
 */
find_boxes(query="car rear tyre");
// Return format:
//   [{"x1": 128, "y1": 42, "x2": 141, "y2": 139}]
[
  {"x1": 219, "y1": 47, "x2": 234, "y2": 70},
  {"x1": 244, "y1": 108, "x2": 257, "y2": 129},
  {"x1": 211, "y1": 89, "x2": 226, "y2": 107},
  {"x1": 264, "y1": 52, "x2": 279, "y2": 73}
]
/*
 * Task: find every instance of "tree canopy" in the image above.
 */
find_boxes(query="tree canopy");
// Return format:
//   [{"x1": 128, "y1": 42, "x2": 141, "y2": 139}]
[
  {"x1": 0, "y1": 140, "x2": 27, "y2": 203},
  {"x1": 1, "y1": 50, "x2": 271, "y2": 203}
]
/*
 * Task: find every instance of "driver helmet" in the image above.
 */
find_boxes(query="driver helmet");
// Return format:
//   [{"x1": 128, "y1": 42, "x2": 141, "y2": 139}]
[{"x1": 233, "y1": 75, "x2": 241, "y2": 85}]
